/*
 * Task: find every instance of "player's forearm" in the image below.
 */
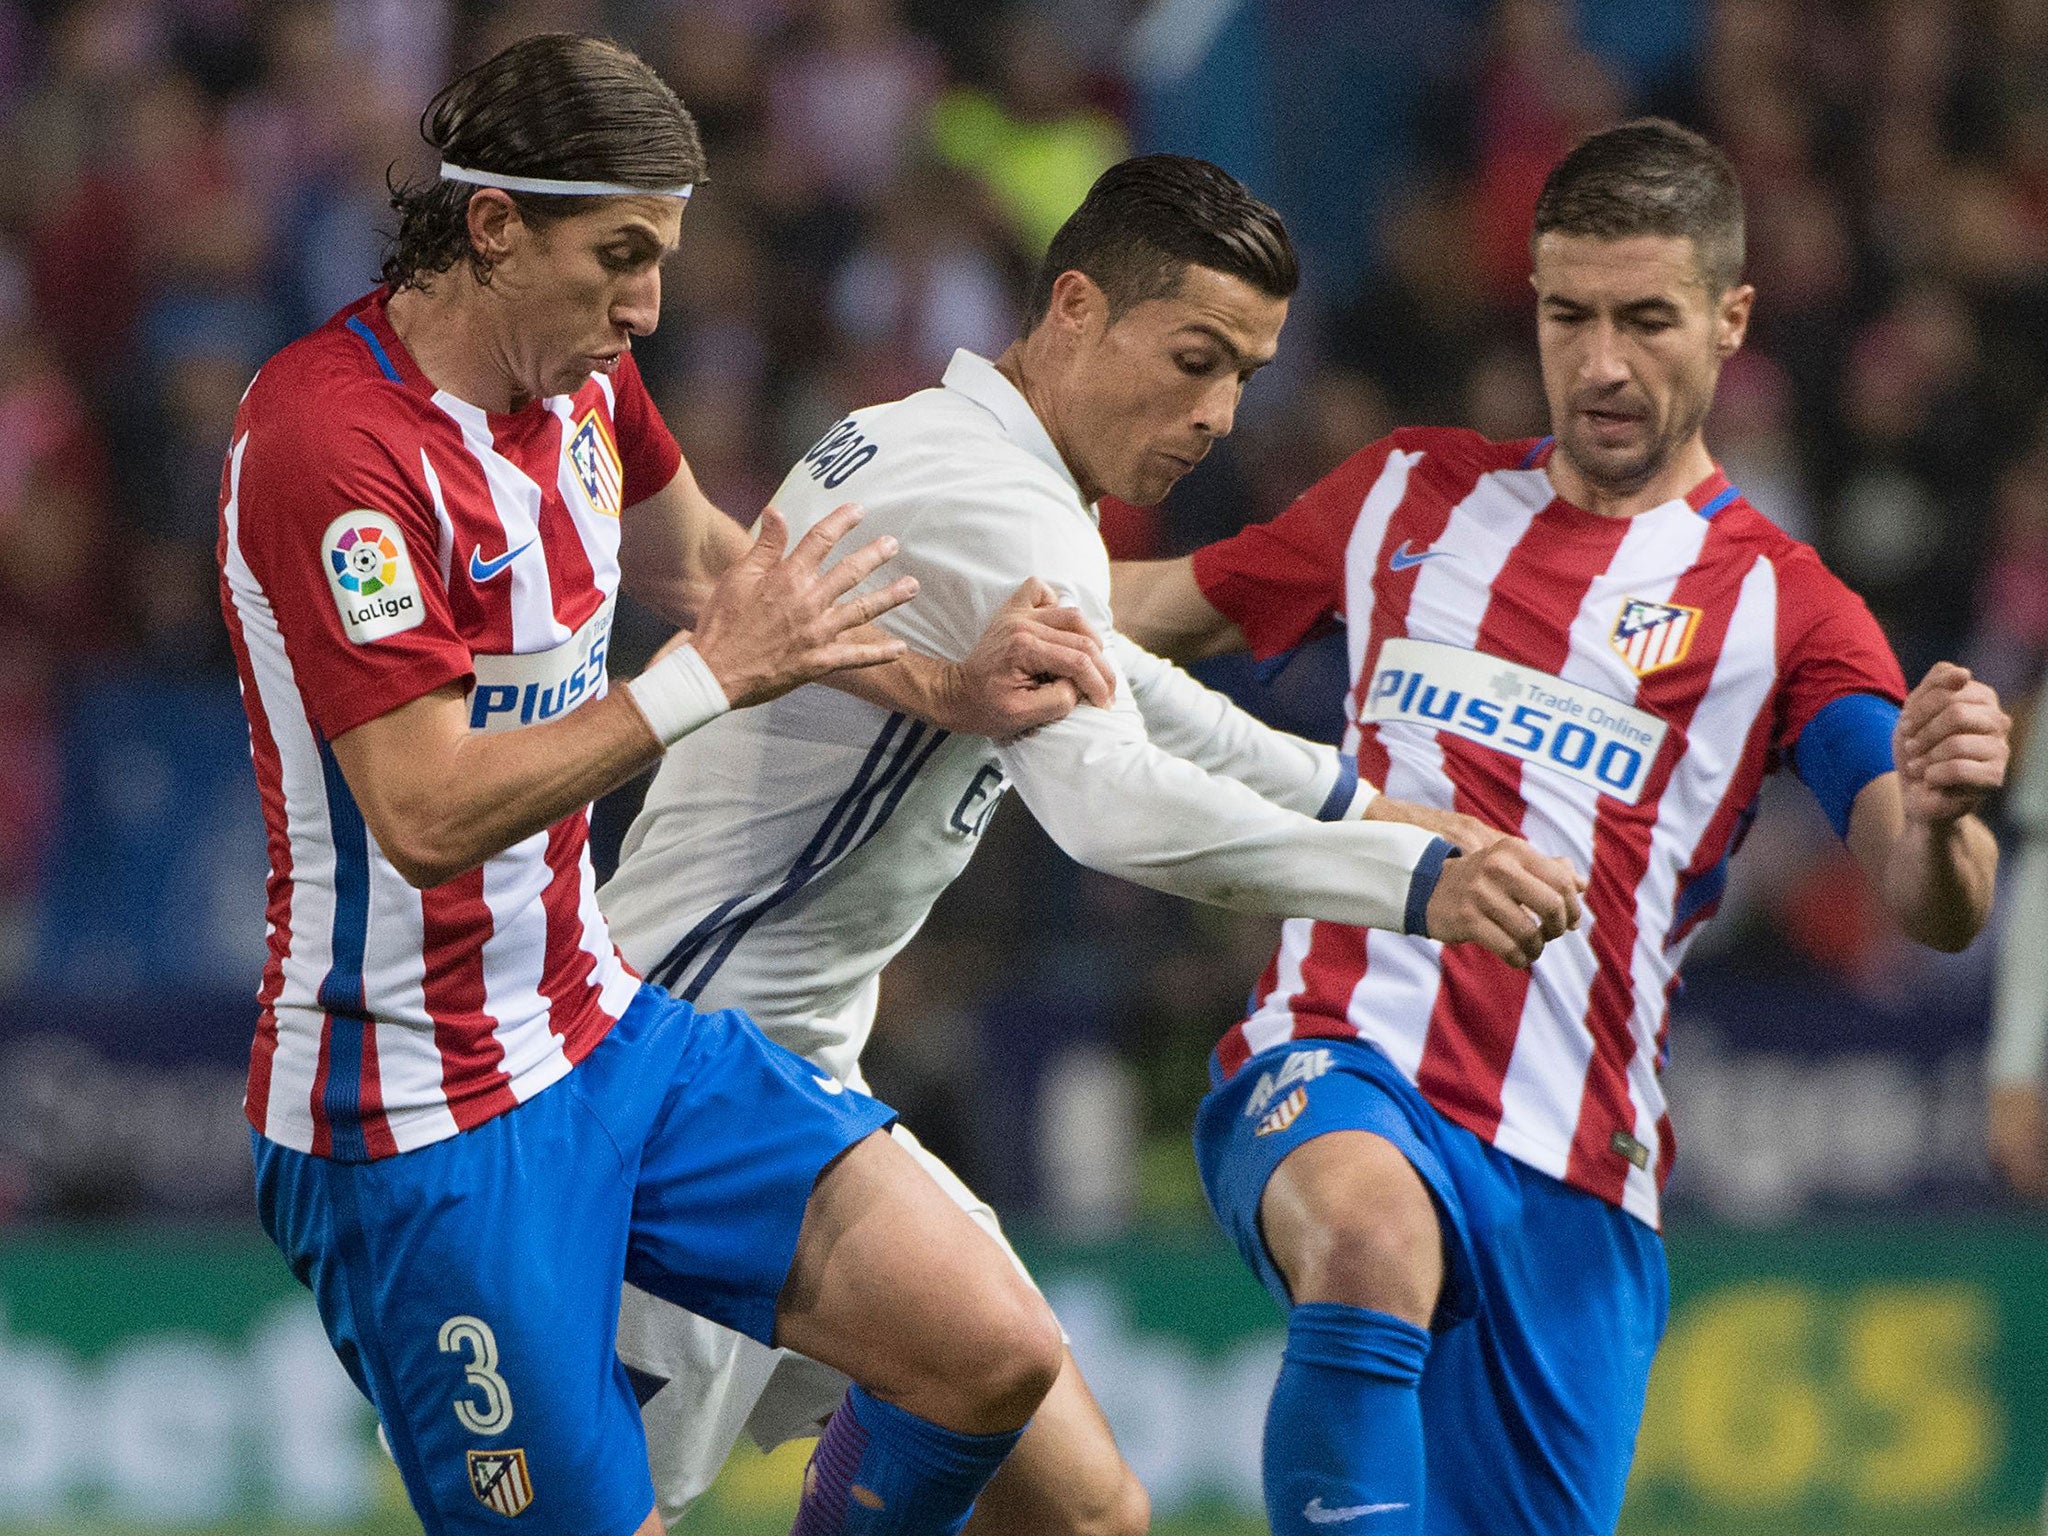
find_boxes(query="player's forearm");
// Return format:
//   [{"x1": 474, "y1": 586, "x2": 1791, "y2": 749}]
[
  {"x1": 1000, "y1": 721, "x2": 1447, "y2": 931},
  {"x1": 820, "y1": 634, "x2": 961, "y2": 725},
  {"x1": 1108, "y1": 556, "x2": 1244, "y2": 663},
  {"x1": 1360, "y1": 796, "x2": 1508, "y2": 853},
  {"x1": 1881, "y1": 812, "x2": 1999, "y2": 952},
  {"x1": 1991, "y1": 838, "x2": 2048, "y2": 1084},
  {"x1": 345, "y1": 690, "x2": 665, "y2": 889},
  {"x1": 1110, "y1": 633, "x2": 1362, "y2": 818}
]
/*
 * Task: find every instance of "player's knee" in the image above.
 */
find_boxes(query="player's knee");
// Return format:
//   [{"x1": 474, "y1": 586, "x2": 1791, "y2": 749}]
[
  {"x1": 1282, "y1": 1204, "x2": 1442, "y2": 1324},
  {"x1": 964, "y1": 1287, "x2": 1063, "y2": 1423},
  {"x1": 1077, "y1": 1463, "x2": 1150, "y2": 1536}
]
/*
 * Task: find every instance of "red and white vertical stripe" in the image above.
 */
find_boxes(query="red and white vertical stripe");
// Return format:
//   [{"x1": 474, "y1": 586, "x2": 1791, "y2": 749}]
[
  {"x1": 1216, "y1": 444, "x2": 1793, "y2": 1229},
  {"x1": 222, "y1": 383, "x2": 639, "y2": 1159}
]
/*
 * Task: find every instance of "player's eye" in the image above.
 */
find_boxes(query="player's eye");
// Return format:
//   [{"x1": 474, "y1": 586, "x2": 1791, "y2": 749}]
[{"x1": 1176, "y1": 353, "x2": 1217, "y2": 377}]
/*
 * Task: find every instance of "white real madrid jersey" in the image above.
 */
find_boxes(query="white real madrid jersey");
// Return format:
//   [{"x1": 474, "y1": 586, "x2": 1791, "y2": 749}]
[{"x1": 599, "y1": 351, "x2": 1444, "y2": 1077}]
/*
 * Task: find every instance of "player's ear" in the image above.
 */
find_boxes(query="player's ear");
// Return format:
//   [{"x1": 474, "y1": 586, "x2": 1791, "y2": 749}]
[
  {"x1": 1715, "y1": 283, "x2": 1754, "y2": 359},
  {"x1": 465, "y1": 189, "x2": 523, "y2": 269},
  {"x1": 1046, "y1": 269, "x2": 1109, "y2": 340}
]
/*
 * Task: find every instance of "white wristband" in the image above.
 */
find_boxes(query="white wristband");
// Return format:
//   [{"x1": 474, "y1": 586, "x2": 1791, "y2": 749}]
[{"x1": 626, "y1": 643, "x2": 730, "y2": 746}]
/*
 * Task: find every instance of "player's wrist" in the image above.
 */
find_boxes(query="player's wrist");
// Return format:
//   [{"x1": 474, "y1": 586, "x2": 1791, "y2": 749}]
[{"x1": 626, "y1": 642, "x2": 731, "y2": 746}]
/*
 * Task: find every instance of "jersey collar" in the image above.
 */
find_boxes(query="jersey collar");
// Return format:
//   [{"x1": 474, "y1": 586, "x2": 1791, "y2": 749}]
[{"x1": 940, "y1": 349, "x2": 1087, "y2": 503}]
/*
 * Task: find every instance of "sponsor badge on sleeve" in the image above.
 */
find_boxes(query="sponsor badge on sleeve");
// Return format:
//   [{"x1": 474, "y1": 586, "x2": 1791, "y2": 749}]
[{"x1": 322, "y1": 510, "x2": 425, "y2": 643}]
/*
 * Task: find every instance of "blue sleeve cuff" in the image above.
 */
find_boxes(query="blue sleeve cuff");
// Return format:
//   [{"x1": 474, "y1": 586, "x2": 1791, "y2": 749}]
[
  {"x1": 1316, "y1": 753, "x2": 1361, "y2": 821},
  {"x1": 1403, "y1": 837, "x2": 1457, "y2": 936},
  {"x1": 1791, "y1": 692, "x2": 1901, "y2": 839}
]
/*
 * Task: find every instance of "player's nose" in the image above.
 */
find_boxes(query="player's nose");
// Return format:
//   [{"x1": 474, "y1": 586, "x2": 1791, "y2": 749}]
[
  {"x1": 1193, "y1": 375, "x2": 1240, "y2": 438},
  {"x1": 613, "y1": 269, "x2": 661, "y2": 337},
  {"x1": 1578, "y1": 320, "x2": 1630, "y2": 387}
]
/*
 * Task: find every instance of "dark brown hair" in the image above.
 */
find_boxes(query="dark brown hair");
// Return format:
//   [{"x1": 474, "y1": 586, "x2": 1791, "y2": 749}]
[
  {"x1": 1531, "y1": 118, "x2": 1745, "y2": 293},
  {"x1": 1027, "y1": 154, "x2": 1298, "y2": 325},
  {"x1": 382, "y1": 34, "x2": 706, "y2": 292}
]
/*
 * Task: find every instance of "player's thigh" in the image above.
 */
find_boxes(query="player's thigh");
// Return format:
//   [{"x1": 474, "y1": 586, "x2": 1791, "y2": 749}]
[
  {"x1": 616, "y1": 1281, "x2": 783, "y2": 1525},
  {"x1": 252, "y1": 1095, "x2": 654, "y2": 1536},
  {"x1": 1420, "y1": 1156, "x2": 1668, "y2": 1536},
  {"x1": 773, "y1": 1128, "x2": 1063, "y2": 1427},
  {"x1": 1260, "y1": 1130, "x2": 1443, "y2": 1322},
  {"x1": 619, "y1": 1000, "x2": 894, "y2": 1347},
  {"x1": 1193, "y1": 1040, "x2": 1479, "y2": 1327},
  {"x1": 963, "y1": 1347, "x2": 1150, "y2": 1536}
]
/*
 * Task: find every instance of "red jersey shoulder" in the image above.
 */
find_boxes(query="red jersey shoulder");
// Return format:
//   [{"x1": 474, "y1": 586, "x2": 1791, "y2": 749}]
[
  {"x1": 1307, "y1": 427, "x2": 1529, "y2": 496},
  {"x1": 1381, "y1": 425, "x2": 1541, "y2": 472}
]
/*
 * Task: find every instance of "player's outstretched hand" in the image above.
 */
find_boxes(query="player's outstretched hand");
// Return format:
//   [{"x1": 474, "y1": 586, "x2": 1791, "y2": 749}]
[
  {"x1": 690, "y1": 504, "x2": 919, "y2": 707},
  {"x1": 949, "y1": 578, "x2": 1116, "y2": 739},
  {"x1": 1893, "y1": 662, "x2": 2010, "y2": 826},
  {"x1": 1989, "y1": 1082, "x2": 2048, "y2": 1200},
  {"x1": 1424, "y1": 838, "x2": 1587, "y2": 969}
]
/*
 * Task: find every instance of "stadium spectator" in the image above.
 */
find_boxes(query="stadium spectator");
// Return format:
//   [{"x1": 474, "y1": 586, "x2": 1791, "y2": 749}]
[{"x1": 929, "y1": 4, "x2": 1126, "y2": 254}]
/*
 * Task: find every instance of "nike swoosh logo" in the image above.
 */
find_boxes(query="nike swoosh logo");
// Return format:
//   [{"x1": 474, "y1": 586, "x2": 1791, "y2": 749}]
[
  {"x1": 1304, "y1": 1497, "x2": 1411, "y2": 1524},
  {"x1": 813, "y1": 1075, "x2": 846, "y2": 1096},
  {"x1": 1388, "y1": 540, "x2": 1451, "y2": 572},
  {"x1": 469, "y1": 540, "x2": 534, "y2": 582}
]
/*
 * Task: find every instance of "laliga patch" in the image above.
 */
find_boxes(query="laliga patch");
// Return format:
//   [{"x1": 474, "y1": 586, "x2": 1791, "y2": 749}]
[
  {"x1": 1255, "y1": 1087, "x2": 1309, "y2": 1137},
  {"x1": 567, "y1": 408, "x2": 623, "y2": 517},
  {"x1": 1610, "y1": 597, "x2": 1702, "y2": 677},
  {"x1": 323, "y1": 510, "x2": 424, "y2": 643},
  {"x1": 467, "y1": 1448, "x2": 534, "y2": 1516}
]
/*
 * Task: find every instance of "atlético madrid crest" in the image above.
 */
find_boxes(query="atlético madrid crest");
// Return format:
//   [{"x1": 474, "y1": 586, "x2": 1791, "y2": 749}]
[
  {"x1": 468, "y1": 1448, "x2": 534, "y2": 1517},
  {"x1": 1610, "y1": 597, "x2": 1702, "y2": 677},
  {"x1": 1254, "y1": 1087, "x2": 1309, "y2": 1137},
  {"x1": 567, "y1": 408, "x2": 624, "y2": 518}
]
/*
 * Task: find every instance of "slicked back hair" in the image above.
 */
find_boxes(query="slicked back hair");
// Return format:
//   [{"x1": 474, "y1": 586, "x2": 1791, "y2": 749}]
[
  {"x1": 1027, "y1": 155, "x2": 1298, "y2": 327},
  {"x1": 382, "y1": 34, "x2": 705, "y2": 292},
  {"x1": 1531, "y1": 118, "x2": 1745, "y2": 294}
]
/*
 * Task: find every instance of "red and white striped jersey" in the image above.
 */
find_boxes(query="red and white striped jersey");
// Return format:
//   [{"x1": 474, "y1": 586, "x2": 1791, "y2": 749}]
[
  {"x1": 1195, "y1": 429, "x2": 1906, "y2": 1227},
  {"x1": 217, "y1": 289, "x2": 681, "y2": 1160}
]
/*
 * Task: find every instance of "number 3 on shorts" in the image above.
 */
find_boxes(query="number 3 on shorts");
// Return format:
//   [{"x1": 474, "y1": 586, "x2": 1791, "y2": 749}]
[{"x1": 439, "y1": 1315, "x2": 514, "y2": 1434}]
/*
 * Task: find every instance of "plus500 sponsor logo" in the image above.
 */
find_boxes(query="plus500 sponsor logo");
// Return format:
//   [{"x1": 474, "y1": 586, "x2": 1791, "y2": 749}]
[
  {"x1": 467, "y1": 598, "x2": 614, "y2": 733},
  {"x1": 1364, "y1": 638, "x2": 1668, "y2": 805}
]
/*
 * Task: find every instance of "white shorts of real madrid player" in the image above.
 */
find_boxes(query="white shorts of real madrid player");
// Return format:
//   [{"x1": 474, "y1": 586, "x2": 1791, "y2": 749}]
[{"x1": 598, "y1": 349, "x2": 1457, "y2": 1523}]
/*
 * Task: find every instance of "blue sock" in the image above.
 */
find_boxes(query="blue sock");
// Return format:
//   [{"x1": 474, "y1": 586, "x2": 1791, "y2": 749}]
[
  {"x1": 788, "y1": 1385, "x2": 1024, "y2": 1535},
  {"x1": 1263, "y1": 1302, "x2": 1430, "y2": 1536}
]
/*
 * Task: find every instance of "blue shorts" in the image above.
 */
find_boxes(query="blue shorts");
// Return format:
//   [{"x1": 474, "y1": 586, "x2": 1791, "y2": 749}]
[
  {"x1": 1194, "y1": 1037, "x2": 1668, "y2": 1536},
  {"x1": 254, "y1": 984, "x2": 894, "y2": 1536}
]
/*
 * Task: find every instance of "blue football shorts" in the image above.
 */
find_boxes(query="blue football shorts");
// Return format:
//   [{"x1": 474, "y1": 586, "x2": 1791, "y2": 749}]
[
  {"x1": 253, "y1": 984, "x2": 894, "y2": 1536},
  {"x1": 1194, "y1": 1036, "x2": 1669, "y2": 1536}
]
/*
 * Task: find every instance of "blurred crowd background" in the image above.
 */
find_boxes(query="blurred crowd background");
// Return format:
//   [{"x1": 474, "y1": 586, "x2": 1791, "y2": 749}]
[{"x1": 0, "y1": 0, "x2": 2043, "y2": 1236}]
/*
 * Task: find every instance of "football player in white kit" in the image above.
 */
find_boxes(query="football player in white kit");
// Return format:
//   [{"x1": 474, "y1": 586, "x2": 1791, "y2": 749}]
[{"x1": 600, "y1": 156, "x2": 1586, "y2": 1534}]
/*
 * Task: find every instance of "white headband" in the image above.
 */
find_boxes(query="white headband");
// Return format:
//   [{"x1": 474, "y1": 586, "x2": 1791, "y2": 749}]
[{"x1": 439, "y1": 161, "x2": 694, "y2": 199}]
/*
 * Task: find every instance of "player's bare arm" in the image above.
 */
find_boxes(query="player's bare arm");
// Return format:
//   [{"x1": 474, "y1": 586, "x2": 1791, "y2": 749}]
[
  {"x1": 333, "y1": 502, "x2": 912, "y2": 888},
  {"x1": 1845, "y1": 661, "x2": 2008, "y2": 951},
  {"x1": 622, "y1": 465, "x2": 1112, "y2": 735},
  {"x1": 1112, "y1": 557, "x2": 1518, "y2": 855},
  {"x1": 1110, "y1": 553, "x2": 1246, "y2": 661},
  {"x1": 1363, "y1": 796, "x2": 1509, "y2": 853}
]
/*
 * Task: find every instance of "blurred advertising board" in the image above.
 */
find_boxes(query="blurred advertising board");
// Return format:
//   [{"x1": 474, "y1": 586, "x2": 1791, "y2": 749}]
[{"x1": 0, "y1": 1223, "x2": 2043, "y2": 1536}]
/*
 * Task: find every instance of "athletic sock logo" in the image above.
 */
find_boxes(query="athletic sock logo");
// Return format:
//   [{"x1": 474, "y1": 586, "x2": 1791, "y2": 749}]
[{"x1": 1303, "y1": 1496, "x2": 1411, "y2": 1524}]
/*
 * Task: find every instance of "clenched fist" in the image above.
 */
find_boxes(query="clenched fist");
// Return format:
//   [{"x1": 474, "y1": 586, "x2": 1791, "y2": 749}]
[
  {"x1": 1894, "y1": 662, "x2": 2010, "y2": 826},
  {"x1": 1425, "y1": 838, "x2": 1588, "y2": 968}
]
